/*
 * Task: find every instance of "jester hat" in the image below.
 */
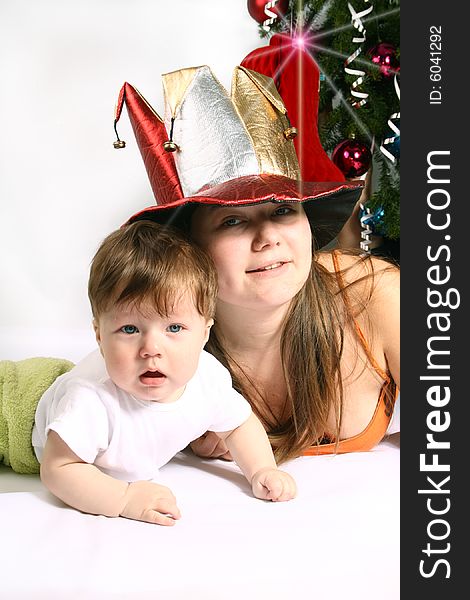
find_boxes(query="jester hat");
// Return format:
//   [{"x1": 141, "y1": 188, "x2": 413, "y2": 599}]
[{"x1": 114, "y1": 65, "x2": 362, "y2": 248}]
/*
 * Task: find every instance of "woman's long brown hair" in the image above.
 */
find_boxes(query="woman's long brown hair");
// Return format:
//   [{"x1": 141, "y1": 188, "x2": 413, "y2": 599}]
[{"x1": 205, "y1": 250, "x2": 392, "y2": 464}]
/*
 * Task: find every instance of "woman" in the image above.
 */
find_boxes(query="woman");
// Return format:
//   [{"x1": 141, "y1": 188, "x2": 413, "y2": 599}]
[
  {"x1": 188, "y1": 202, "x2": 399, "y2": 463},
  {"x1": 115, "y1": 64, "x2": 400, "y2": 463}
]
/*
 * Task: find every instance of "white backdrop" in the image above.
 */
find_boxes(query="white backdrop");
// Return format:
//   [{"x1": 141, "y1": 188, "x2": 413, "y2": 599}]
[{"x1": 0, "y1": 0, "x2": 260, "y2": 361}]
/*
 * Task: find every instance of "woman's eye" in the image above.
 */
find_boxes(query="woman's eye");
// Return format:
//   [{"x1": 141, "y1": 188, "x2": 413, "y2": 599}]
[
  {"x1": 274, "y1": 205, "x2": 294, "y2": 217},
  {"x1": 167, "y1": 324, "x2": 183, "y2": 333},
  {"x1": 120, "y1": 325, "x2": 138, "y2": 334},
  {"x1": 222, "y1": 217, "x2": 242, "y2": 227}
]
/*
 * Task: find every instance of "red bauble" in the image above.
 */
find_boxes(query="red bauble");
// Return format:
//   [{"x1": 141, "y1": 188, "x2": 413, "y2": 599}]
[
  {"x1": 331, "y1": 139, "x2": 371, "y2": 179},
  {"x1": 247, "y1": 0, "x2": 289, "y2": 25},
  {"x1": 368, "y1": 42, "x2": 399, "y2": 77}
]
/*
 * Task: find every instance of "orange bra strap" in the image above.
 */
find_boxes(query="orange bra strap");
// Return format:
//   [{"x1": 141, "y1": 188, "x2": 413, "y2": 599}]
[{"x1": 331, "y1": 250, "x2": 390, "y2": 383}]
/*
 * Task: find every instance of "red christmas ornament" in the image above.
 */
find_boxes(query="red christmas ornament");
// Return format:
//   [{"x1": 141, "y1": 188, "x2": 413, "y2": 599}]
[
  {"x1": 331, "y1": 139, "x2": 371, "y2": 179},
  {"x1": 247, "y1": 0, "x2": 289, "y2": 25},
  {"x1": 368, "y1": 42, "x2": 399, "y2": 77}
]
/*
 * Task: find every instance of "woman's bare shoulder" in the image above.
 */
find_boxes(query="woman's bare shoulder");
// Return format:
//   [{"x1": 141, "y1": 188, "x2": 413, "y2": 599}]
[
  {"x1": 316, "y1": 250, "x2": 399, "y2": 286},
  {"x1": 317, "y1": 251, "x2": 400, "y2": 385}
]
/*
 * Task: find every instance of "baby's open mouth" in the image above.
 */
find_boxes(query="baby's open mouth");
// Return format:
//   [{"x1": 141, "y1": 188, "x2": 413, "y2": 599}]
[{"x1": 140, "y1": 370, "x2": 165, "y2": 380}]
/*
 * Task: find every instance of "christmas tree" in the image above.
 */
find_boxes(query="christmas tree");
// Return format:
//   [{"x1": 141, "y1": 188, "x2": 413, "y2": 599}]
[{"x1": 249, "y1": 0, "x2": 400, "y2": 257}]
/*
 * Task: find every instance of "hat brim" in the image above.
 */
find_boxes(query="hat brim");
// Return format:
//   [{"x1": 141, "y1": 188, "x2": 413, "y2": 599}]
[{"x1": 126, "y1": 174, "x2": 363, "y2": 249}]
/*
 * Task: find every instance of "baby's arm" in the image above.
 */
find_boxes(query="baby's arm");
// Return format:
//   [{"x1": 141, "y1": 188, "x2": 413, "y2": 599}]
[
  {"x1": 40, "y1": 431, "x2": 181, "y2": 525},
  {"x1": 218, "y1": 413, "x2": 297, "y2": 502}
]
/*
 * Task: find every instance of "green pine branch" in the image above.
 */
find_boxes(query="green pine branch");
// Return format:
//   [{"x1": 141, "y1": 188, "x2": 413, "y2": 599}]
[{"x1": 258, "y1": 0, "x2": 400, "y2": 239}]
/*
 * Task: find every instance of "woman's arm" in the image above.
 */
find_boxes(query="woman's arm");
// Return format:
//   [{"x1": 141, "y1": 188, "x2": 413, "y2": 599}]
[
  {"x1": 41, "y1": 431, "x2": 180, "y2": 525},
  {"x1": 218, "y1": 413, "x2": 297, "y2": 501},
  {"x1": 335, "y1": 169, "x2": 382, "y2": 251},
  {"x1": 188, "y1": 431, "x2": 232, "y2": 460},
  {"x1": 320, "y1": 250, "x2": 399, "y2": 389}
]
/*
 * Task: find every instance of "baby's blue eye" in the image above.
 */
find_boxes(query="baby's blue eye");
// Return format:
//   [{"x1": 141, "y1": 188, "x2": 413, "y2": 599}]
[
  {"x1": 120, "y1": 325, "x2": 138, "y2": 334},
  {"x1": 167, "y1": 324, "x2": 182, "y2": 333}
]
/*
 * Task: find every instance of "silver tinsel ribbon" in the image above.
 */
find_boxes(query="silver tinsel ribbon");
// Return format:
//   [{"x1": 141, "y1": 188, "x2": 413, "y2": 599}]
[
  {"x1": 344, "y1": 1, "x2": 374, "y2": 108},
  {"x1": 360, "y1": 203, "x2": 373, "y2": 253},
  {"x1": 380, "y1": 73, "x2": 400, "y2": 164},
  {"x1": 262, "y1": 1, "x2": 281, "y2": 32}
]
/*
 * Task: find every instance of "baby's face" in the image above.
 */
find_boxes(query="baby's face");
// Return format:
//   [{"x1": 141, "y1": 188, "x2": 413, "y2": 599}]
[{"x1": 94, "y1": 295, "x2": 213, "y2": 403}]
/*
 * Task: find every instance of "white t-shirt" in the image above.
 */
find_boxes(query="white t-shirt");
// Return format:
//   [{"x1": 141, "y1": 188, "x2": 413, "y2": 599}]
[{"x1": 32, "y1": 349, "x2": 251, "y2": 482}]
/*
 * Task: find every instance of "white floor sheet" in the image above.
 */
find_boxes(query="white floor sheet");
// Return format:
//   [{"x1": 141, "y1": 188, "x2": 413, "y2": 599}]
[{"x1": 0, "y1": 435, "x2": 399, "y2": 600}]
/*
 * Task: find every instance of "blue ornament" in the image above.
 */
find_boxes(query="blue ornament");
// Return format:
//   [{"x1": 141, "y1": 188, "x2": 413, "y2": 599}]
[
  {"x1": 359, "y1": 205, "x2": 386, "y2": 236},
  {"x1": 390, "y1": 134, "x2": 400, "y2": 159}
]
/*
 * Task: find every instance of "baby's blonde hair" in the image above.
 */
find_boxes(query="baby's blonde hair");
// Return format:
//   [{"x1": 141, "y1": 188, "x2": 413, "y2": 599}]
[{"x1": 88, "y1": 220, "x2": 218, "y2": 321}]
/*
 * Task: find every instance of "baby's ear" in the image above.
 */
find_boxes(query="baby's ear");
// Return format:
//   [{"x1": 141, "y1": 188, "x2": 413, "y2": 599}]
[
  {"x1": 203, "y1": 318, "x2": 214, "y2": 344},
  {"x1": 93, "y1": 319, "x2": 102, "y2": 347}
]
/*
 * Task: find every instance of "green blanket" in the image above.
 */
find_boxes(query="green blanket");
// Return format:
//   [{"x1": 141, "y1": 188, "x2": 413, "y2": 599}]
[{"x1": 0, "y1": 357, "x2": 74, "y2": 474}]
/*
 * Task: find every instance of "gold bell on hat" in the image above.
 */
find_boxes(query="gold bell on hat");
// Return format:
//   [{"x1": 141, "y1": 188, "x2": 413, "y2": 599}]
[
  {"x1": 113, "y1": 120, "x2": 126, "y2": 149},
  {"x1": 163, "y1": 117, "x2": 179, "y2": 152},
  {"x1": 284, "y1": 126, "x2": 298, "y2": 140},
  {"x1": 283, "y1": 113, "x2": 298, "y2": 140},
  {"x1": 163, "y1": 140, "x2": 179, "y2": 152}
]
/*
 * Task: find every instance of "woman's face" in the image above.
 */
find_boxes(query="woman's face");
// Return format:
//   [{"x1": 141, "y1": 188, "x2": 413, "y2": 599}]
[{"x1": 190, "y1": 202, "x2": 312, "y2": 311}]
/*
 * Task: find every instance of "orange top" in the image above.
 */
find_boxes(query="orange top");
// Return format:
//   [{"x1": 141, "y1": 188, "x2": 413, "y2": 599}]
[{"x1": 302, "y1": 252, "x2": 398, "y2": 456}]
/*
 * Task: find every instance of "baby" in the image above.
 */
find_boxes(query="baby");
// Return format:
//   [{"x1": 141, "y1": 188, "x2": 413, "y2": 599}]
[{"x1": 32, "y1": 220, "x2": 296, "y2": 525}]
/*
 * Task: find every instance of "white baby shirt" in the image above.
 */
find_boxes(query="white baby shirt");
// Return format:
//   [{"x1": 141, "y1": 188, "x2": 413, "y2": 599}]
[{"x1": 32, "y1": 349, "x2": 251, "y2": 482}]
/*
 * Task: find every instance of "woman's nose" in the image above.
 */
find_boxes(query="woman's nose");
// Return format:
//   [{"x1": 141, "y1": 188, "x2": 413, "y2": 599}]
[
  {"x1": 252, "y1": 221, "x2": 281, "y2": 251},
  {"x1": 140, "y1": 333, "x2": 162, "y2": 358}
]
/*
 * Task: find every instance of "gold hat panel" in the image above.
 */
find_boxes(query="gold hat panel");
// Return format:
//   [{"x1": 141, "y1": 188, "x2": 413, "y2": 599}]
[
  {"x1": 159, "y1": 65, "x2": 301, "y2": 197},
  {"x1": 231, "y1": 66, "x2": 300, "y2": 181}
]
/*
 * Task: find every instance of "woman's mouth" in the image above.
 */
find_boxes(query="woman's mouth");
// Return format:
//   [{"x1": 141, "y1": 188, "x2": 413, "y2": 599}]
[{"x1": 246, "y1": 261, "x2": 288, "y2": 273}]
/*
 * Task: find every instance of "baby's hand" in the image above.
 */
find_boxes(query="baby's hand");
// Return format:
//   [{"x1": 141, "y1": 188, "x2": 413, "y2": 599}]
[
  {"x1": 120, "y1": 481, "x2": 181, "y2": 525},
  {"x1": 251, "y1": 468, "x2": 297, "y2": 502}
]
